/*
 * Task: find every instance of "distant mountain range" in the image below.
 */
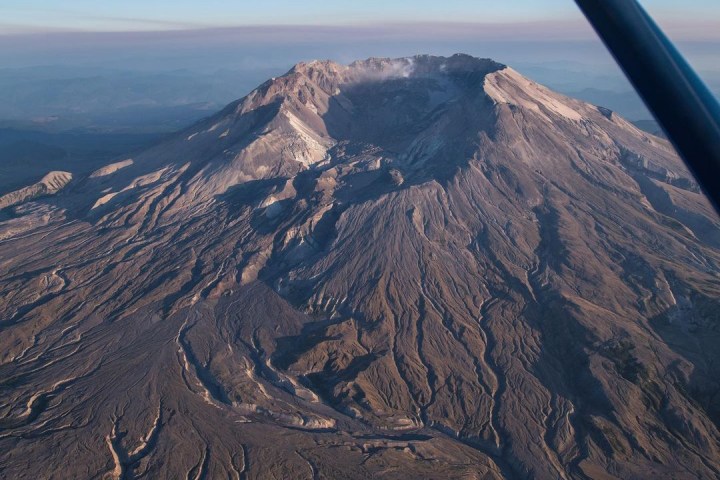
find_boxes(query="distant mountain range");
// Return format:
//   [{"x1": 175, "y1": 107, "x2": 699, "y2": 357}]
[{"x1": 1, "y1": 54, "x2": 718, "y2": 479}]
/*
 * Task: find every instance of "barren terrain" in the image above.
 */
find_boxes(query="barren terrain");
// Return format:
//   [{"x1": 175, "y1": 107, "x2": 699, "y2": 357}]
[{"x1": 1, "y1": 55, "x2": 719, "y2": 479}]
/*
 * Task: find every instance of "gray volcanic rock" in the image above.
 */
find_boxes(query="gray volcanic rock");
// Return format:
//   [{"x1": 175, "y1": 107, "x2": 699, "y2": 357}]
[
  {"x1": 0, "y1": 170, "x2": 72, "y2": 210},
  {"x1": 1, "y1": 54, "x2": 719, "y2": 479}
]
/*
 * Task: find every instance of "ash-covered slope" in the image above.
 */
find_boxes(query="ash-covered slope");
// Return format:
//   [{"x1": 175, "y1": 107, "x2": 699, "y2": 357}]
[
  {"x1": 0, "y1": 170, "x2": 72, "y2": 210},
  {"x1": 1, "y1": 54, "x2": 719, "y2": 479}
]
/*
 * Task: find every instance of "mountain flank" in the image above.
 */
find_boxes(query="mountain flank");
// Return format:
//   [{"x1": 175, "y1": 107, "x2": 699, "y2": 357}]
[{"x1": 1, "y1": 54, "x2": 719, "y2": 479}]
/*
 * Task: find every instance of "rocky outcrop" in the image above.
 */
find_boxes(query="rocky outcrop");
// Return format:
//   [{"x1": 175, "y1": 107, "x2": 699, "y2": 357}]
[{"x1": 0, "y1": 170, "x2": 72, "y2": 210}]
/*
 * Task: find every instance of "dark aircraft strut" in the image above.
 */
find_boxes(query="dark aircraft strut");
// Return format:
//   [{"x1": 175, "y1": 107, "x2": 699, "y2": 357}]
[{"x1": 576, "y1": 0, "x2": 720, "y2": 215}]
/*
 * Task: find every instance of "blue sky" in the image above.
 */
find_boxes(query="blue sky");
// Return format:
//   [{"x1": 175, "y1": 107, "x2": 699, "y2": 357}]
[{"x1": 1, "y1": 0, "x2": 719, "y2": 33}]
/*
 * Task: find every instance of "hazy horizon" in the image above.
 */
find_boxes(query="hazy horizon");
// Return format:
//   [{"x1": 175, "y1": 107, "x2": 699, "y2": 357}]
[{"x1": 2, "y1": 0, "x2": 720, "y2": 70}]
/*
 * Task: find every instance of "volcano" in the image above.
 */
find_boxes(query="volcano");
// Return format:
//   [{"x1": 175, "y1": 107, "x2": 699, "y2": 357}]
[{"x1": 1, "y1": 54, "x2": 719, "y2": 479}]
